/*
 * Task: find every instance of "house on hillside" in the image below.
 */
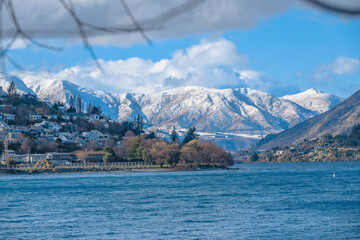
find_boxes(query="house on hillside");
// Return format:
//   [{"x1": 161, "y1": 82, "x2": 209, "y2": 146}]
[
  {"x1": 82, "y1": 130, "x2": 108, "y2": 142},
  {"x1": 7, "y1": 131, "x2": 22, "y2": 142},
  {"x1": 0, "y1": 121, "x2": 11, "y2": 131},
  {"x1": 29, "y1": 112, "x2": 42, "y2": 121},
  {"x1": 34, "y1": 121, "x2": 62, "y2": 133},
  {"x1": 45, "y1": 114, "x2": 58, "y2": 120},
  {"x1": 24, "y1": 92, "x2": 37, "y2": 100},
  {"x1": 0, "y1": 113, "x2": 15, "y2": 121},
  {"x1": 26, "y1": 128, "x2": 46, "y2": 139},
  {"x1": 61, "y1": 122, "x2": 78, "y2": 133},
  {"x1": 89, "y1": 113, "x2": 110, "y2": 123}
]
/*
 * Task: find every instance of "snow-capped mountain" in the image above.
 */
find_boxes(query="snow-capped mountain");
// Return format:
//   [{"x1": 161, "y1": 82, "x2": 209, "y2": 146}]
[
  {"x1": 115, "y1": 86, "x2": 316, "y2": 137},
  {"x1": 0, "y1": 74, "x2": 343, "y2": 149},
  {"x1": 0, "y1": 74, "x2": 36, "y2": 95},
  {"x1": 20, "y1": 74, "x2": 121, "y2": 120},
  {"x1": 280, "y1": 88, "x2": 343, "y2": 113}
]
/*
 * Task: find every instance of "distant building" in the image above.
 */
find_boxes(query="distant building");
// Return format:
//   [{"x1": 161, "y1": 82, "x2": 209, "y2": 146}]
[
  {"x1": 72, "y1": 150, "x2": 108, "y2": 163},
  {"x1": 45, "y1": 114, "x2": 58, "y2": 120},
  {"x1": 0, "y1": 121, "x2": 10, "y2": 131},
  {"x1": 24, "y1": 92, "x2": 37, "y2": 100},
  {"x1": 29, "y1": 113, "x2": 42, "y2": 121},
  {"x1": 82, "y1": 130, "x2": 108, "y2": 142},
  {"x1": 0, "y1": 113, "x2": 15, "y2": 121},
  {"x1": 46, "y1": 152, "x2": 72, "y2": 165},
  {"x1": 34, "y1": 120, "x2": 62, "y2": 133},
  {"x1": 1, "y1": 150, "x2": 24, "y2": 164},
  {"x1": 22, "y1": 154, "x2": 46, "y2": 163}
]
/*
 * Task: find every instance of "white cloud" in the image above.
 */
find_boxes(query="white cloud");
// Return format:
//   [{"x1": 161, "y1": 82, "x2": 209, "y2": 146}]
[
  {"x1": 313, "y1": 56, "x2": 360, "y2": 80},
  {"x1": 238, "y1": 70, "x2": 273, "y2": 90},
  {"x1": 14, "y1": 38, "x2": 290, "y2": 94},
  {"x1": 3, "y1": 0, "x2": 293, "y2": 47}
]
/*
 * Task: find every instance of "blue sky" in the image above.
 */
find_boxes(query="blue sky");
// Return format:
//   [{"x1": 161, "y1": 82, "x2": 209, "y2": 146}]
[{"x1": 3, "y1": 1, "x2": 360, "y2": 98}]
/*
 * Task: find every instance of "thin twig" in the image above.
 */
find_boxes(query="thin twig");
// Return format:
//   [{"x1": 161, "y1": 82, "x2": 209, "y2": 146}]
[
  {"x1": 58, "y1": 0, "x2": 104, "y2": 72},
  {"x1": 6, "y1": 0, "x2": 62, "y2": 51},
  {"x1": 303, "y1": 0, "x2": 360, "y2": 15},
  {"x1": 0, "y1": 31, "x2": 18, "y2": 58},
  {"x1": 6, "y1": 55, "x2": 23, "y2": 70},
  {"x1": 119, "y1": 0, "x2": 152, "y2": 46},
  {"x1": 0, "y1": 0, "x2": 206, "y2": 73}
]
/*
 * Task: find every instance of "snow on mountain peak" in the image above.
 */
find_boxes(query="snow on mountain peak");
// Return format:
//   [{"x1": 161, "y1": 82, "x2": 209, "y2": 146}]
[
  {"x1": 281, "y1": 89, "x2": 343, "y2": 113},
  {"x1": 304, "y1": 88, "x2": 322, "y2": 94},
  {"x1": 0, "y1": 74, "x2": 343, "y2": 150}
]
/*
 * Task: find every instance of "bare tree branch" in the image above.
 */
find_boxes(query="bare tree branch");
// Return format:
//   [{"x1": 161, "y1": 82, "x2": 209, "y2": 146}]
[
  {"x1": 6, "y1": 0, "x2": 62, "y2": 51},
  {"x1": 6, "y1": 54, "x2": 23, "y2": 70},
  {"x1": 119, "y1": 0, "x2": 152, "y2": 46},
  {"x1": 140, "y1": 0, "x2": 206, "y2": 26},
  {"x1": 0, "y1": 31, "x2": 18, "y2": 58},
  {"x1": 0, "y1": 0, "x2": 206, "y2": 73},
  {"x1": 58, "y1": 0, "x2": 104, "y2": 72},
  {"x1": 303, "y1": 0, "x2": 360, "y2": 15}
]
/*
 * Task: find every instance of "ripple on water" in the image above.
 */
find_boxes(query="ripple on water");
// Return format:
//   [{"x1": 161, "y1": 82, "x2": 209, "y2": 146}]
[{"x1": 0, "y1": 161, "x2": 359, "y2": 239}]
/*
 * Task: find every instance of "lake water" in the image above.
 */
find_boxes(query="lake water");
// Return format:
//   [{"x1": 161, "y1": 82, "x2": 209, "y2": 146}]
[{"x1": 1, "y1": 162, "x2": 359, "y2": 239}]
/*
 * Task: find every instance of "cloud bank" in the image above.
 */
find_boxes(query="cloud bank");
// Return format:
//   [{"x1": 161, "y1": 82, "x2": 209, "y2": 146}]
[
  {"x1": 312, "y1": 56, "x2": 360, "y2": 81},
  {"x1": 4, "y1": 0, "x2": 293, "y2": 47},
  {"x1": 15, "y1": 39, "x2": 293, "y2": 95}
]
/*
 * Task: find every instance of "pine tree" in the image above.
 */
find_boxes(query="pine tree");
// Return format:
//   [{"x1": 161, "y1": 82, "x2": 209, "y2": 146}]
[
  {"x1": 182, "y1": 127, "x2": 198, "y2": 145},
  {"x1": 69, "y1": 94, "x2": 76, "y2": 108},
  {"x1": 7, "y1": 81, "x2": 17, "y2": 96},
  {"x1": 76, "y1": 95, "x2": 82, "y2": 113},
  {"x1": 171, "y1": 126, "x2": 179, "y2": 142},
  {"x1": 86, "y1": 101, "x2": 93, "y2": 113},
  {"x1": 134, "y1": 114, "x2": 144, "y2": 135}
]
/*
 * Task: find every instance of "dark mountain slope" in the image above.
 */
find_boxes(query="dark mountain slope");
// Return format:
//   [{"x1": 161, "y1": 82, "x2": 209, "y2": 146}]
[{"x1": 258, "y1": 90, "x2": 360, "y2": 150}]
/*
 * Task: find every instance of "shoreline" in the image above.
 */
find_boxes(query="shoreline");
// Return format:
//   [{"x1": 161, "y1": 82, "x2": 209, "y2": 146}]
[{"x1": 0, "y1": 164, "x2": 229, "y2": 175}]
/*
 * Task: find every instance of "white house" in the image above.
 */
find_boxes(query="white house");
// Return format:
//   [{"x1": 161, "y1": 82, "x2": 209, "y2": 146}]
[
  {"x1": 0, "y1": 121, "x2": 10, "y2": 131},
  {"x1": 22, "y1": 154, "x2": 46, "y2": 163},
  {"x1": 29, "y1": 113, "x2": 42, "y2": 121},
  {"x1": 82, "y1": 130, "x2": 108, "y2": 142},
  {"x1": 1, "y1": 150, "x2": 24, "y2": 164},
  {"x1": 46, "y1": 114, "x2": 58, "y2": 120},
  {"x1": 34, "y1": 121, "x2": 62, "y2": 133},
  {"x1": 0, "y1": 113, "x2": 15, "y2": 121}
]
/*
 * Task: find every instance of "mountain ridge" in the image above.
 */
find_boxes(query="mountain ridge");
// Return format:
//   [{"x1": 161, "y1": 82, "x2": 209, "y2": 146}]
[
  {"x1": 0, "y1": 74, "x2": 344, "y2": 150},
  {"x1": 281, "y1": 88, "x2": 343, "y2": 113},
  {"x1": 258, "y1": 89, "x2": 360, "y2": 150}
]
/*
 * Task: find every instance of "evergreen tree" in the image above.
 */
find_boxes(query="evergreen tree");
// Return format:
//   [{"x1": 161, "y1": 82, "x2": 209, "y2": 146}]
[
  {"x1": 7, "y1": 81, "x2": 17, "y2": 96},
  {"x1": 171, "y1": 126, "x2": 179, "y2": 142},
  {"x1": 52, "y1": 103, "x2": 58, "y2": 110},
  {"x1": 182, "y1": 127, "x2": 198, "y2": 145},
  {"x1": 134, "y1": 114, "x2": 144, "y2": 135},
  {"x1": 76, "y1": 95, "x2": 82, "y2": 113},
  {"x1": 69, "y1": 94, "x2": 76, "y2": 108},
  {"x1": 90, "y1": 106, "x2": 100, "y2": 114},
  {"x1": 97, "y1": 105, "x2": 102, "y2": 114},
  {"x1": 146, "y1": 132, "x2": 156, "y2": 139},
  {"x1": 86, "y1": 101, "x2": 93, "y2": 113},
  {"x1": 250, "y1": 153, "x2": 259, "y2": 162}
]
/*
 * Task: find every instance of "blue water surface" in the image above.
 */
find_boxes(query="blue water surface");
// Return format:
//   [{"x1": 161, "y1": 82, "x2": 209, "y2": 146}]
[{"x1": 1, "y1": 162, "x2": 359, "y2": 239}]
